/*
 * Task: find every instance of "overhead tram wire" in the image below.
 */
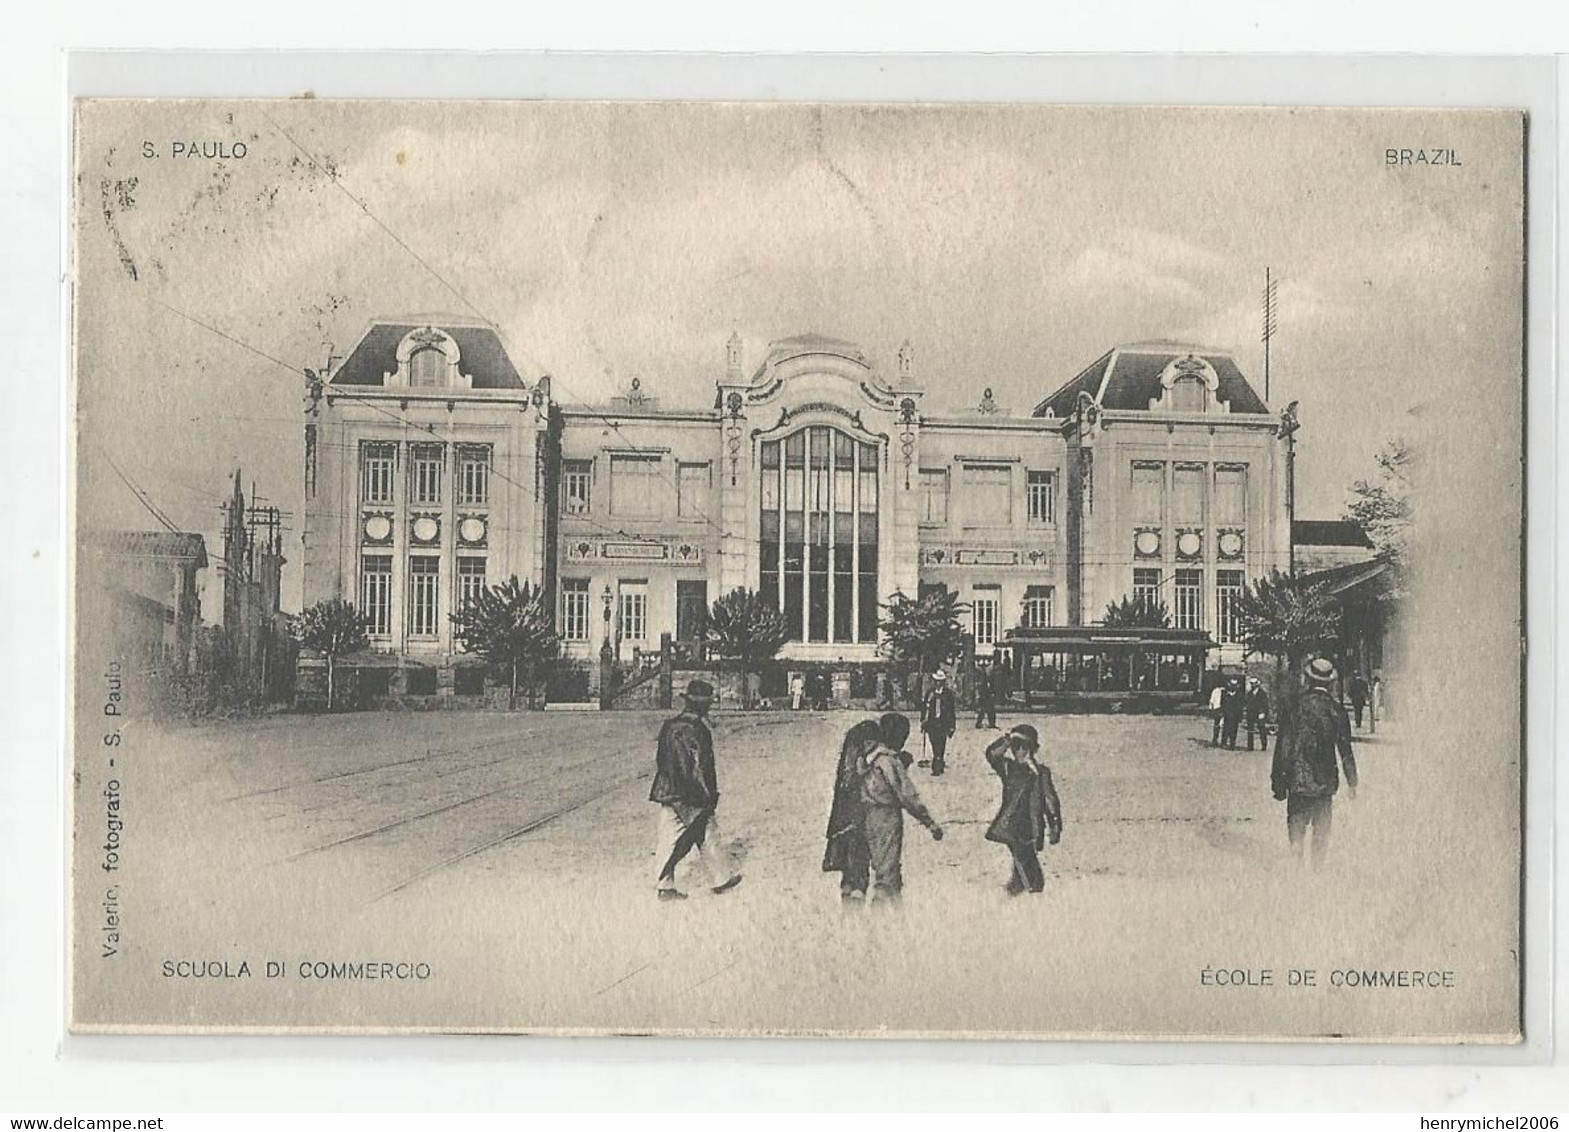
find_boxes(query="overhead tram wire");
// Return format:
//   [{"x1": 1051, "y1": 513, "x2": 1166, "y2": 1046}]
[
  {"x1": 151, "y1": 298, "x2": 708, "y2": 552},
  {"x1": 260, "y1": 113, "x2": 739, "y2": 544},
  {"x1": 100, "y1": 447, "x2": 182, "y2": 534}
]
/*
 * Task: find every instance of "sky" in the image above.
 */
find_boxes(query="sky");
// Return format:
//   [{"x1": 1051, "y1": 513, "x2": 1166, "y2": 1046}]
[{"x1": 73, "y1": 101, "x2": 1525, "y2": 614}]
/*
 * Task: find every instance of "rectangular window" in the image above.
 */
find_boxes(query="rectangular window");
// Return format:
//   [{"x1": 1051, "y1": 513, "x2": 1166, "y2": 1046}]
[
  {"x1": 1027, "y1": 470, "x2": 1056, "y2": 524},
  {"x1": 919, "y1": 468, "x2": 948, "y2": 525},
  {"x1": 1215, "y1": 465, "x2": 1248, "y2": 526},
  {"x1": 1131, "y1": 462, "x2": 1164, "y2": 525},
  {"x1": 560, "y1": 578, "x2": 590, "y2": 642},
  {"x1": 1217, "y1": 569, "x2": 1246, "y2": 644},
  {"x1": 456, "y1": 556, "x2": 487, "y2": 614},
  {"x1": 1022, "y1": 584, "x2": 1055, "y2": 630},
  {"x1": 677, "y1": 462, "x2": 710, "y2": 519},
  {"x1": 457, "y1": 445, "x2": 491, "y2": 506},
  {"x1": 972, "y1": 586, "x2": 1001, "y2": 646},
  {"x1": 676, "y1": 580, "x2": 709, "y2": 642},
  {"x1": 610, "y1": 455, "x2": 662, "y2": 517},
  {"x1": 618, "y1": 582, "x2": 648, "y2": 643},
  {"x1": 1174, "y1": 568, "x2": 1203, "y2": 631},
  {"x1": 361, "y1": 443, "x2": 396, "y2": 505},
  {"x1": 562, "y1": 460, "x2": 593, "y2": 515},
  {"x1": 409, "y1": 443, "x2": 445, "y2": 506},
  {"x1": 360, "y1": 554, "x2": 392, "y2": 636},
  {"x1": 408, "y1": 555, "x2": 440, "y2": 637},
  {"x1": 1133, "y1": 567, "x2": 1162, "y2": 606},
  {"x1": 1173, "y1": 464, "x2": 1206, "y2": 526},
  {"x1": 963, "y1": 463, "x2": 1012, "y2": 526}
]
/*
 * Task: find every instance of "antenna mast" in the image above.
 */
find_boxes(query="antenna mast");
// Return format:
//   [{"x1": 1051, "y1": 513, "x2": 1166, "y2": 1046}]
[{"x1": 1262, "y1": 267, "x2": 1279, "y2": 404}]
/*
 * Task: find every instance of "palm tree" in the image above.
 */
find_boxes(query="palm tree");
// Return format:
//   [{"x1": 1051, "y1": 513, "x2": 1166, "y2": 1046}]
[
  {"x1": 291, "y1": 598, "x2": 369, "y2": 711},
  {"x1": 704, "y1": 588, "x2": 789, "y2": 708},
  {"x1": 878, "y1": 588, "x2": 971, "y2": 703},
  {"x1": 449, "y1": 577, "x2": 560, "y2": 709},
  {"x1": 1101, "y1": 593, "x2": 1171, "y2": 629}
]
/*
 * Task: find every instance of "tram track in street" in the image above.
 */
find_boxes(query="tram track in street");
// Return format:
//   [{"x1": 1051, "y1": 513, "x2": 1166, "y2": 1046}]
[
  {"x1": 277, "y1": 750, "x2": 630, "y2": 863},
  {"x1": 369, "y1": 768, "x2": 653, "y2": 903}
]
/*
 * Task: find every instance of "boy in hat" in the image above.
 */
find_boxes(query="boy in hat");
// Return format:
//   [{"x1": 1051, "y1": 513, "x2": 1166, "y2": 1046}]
[
  {"x1": 650, "y1": 679, "x2": 743, "y2": 900},
  {"x1": 1271, "y1": 657, "x2": 1358, "y2": 865},
  {"x1": 860, "y1": 713, "x2": 943, "y2": 903},
  {"x1": 983, "y1": 724, "x2": 1063, "y2": 896},
  {"x1": 920, "y1": 670, "x2": 957, "y2": 776}
]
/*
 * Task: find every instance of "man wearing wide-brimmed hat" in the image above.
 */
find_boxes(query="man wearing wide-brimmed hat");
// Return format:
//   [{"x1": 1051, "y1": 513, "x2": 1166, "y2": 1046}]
[
  {"x1": 1271, "y1": 657, "x2": 1359, "y2": 864},
  {"x1": 650, "y1": 678, "x2": 742, "y2": 901},
  {"x1": 920, "y1": 669, "x2": 957, "y2": 776}
]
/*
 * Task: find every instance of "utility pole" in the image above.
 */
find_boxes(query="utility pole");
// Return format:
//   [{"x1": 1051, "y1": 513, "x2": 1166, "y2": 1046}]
[{"x1": 1262, "y1": 267, "x2": 1279, "y2": 404}]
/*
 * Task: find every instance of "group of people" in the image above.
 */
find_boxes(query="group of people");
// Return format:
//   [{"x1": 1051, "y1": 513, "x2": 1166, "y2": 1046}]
[
  {"x1": 1208, "y1": 676, "x2": 1273, "y2": 750},
  {"x1": 647, "y1": 676, "x2": 1063, "y2": 904},
  {"x1": 647, "y1": 655, "x2": 1363, "y2": 902}
]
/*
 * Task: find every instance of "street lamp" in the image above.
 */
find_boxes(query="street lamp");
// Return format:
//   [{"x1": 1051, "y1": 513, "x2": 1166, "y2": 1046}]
[{"x1": 600, "y1": 584, "x2": 615, "y2": 662}]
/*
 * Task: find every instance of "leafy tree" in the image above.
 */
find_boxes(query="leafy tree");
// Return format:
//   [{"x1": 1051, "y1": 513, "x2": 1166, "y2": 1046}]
[
  {"x1": 1345, "y1": 437, "x2": 1413, "y2": 589},
  {"x1": 450, "y1": 577, "x2": 560, "y2": 709},
  {"x1": 292, "y1": 598, "x2": 368, "y2": 711},
  {"x1": 1101, "y1": 593, "x2": 1171, "y2": 629},
  {"x1": 878, "y1": 589, "x2": 971, "y2": 694},
  {"x1": 704, "y1": 588, "x2": 789, "y2": 707},
  {"x1": 1236, "y1": 570, "x2": 1341, "y2": 673}
]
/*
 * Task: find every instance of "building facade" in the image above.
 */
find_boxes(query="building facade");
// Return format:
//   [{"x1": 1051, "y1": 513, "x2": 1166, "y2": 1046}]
[{"x1": 301, "y1": 320, "x2": 1295, "y2": 685}]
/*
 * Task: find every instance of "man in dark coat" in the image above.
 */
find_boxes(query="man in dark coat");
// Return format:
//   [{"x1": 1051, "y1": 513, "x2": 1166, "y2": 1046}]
[
  {"x1": 1219, "y1": 675, "x2": 1246, "y2": 749},
  {"x1": 973, "y1": 664, "x2": 997, "y2": 730},
  {"x1": 1349, "y1": 674, "x2": 1370, "y2": 729},
  {"x1": 650, "y1": 679, "x2": 742, "y2": 901},
  {"x1": 1245, "y1": 678, "x2": 1272, "y2": 752},
  {"x1": 921, "y1": 670, "x2": 957, "y2": 775},
  {"x1": 983, "y1": 724, "x2": 1063, "y2": 895},
  {"x1": 1271, "y1": 657, "x2": 1359, "y2": 865}
]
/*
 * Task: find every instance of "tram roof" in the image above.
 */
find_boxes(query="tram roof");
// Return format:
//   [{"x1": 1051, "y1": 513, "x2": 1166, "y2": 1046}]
[{"x1": 1000, "y1": 626, "x2": 1217, "y2": 649}]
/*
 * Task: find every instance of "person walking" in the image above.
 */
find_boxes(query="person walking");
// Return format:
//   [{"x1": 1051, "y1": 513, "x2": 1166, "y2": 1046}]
[
  {"x1": 857, "y1": 712, "x2": 943, "y2": 904},
  {"x1": 1220, "y1": 676, "x2": 1246, "y2": 749},
  {"x1": 822, "y1": 719, "x2": 880, "y2": 904},
  {"x1": 974, "y1": 663, "x2": 997, "y2": 730},
  {"x1": 1208, "y1": 680, "x2": 1226, "y2": 746},
  {"x1": 1245, "y1": 678, "x2": 1272, "y2": 752},
  {"x1": 1271, "y1": 657, "x2": 1359, "y2": 866},
  {"x1": 983, "y1": 724, "x2": 1063, "y2": 896},
  {"x1": 921, "y1": 670, "x2": 957, "y2": 776},
  {"x1": 790, "y1": 672, "x2": 805, "y2": 711},
  {"x1": 650, "y1": 679, "x2": 743, "y2": 901},
  {"x1": 1349, "y1": 673, "x2": 1369, "y2": 730}
]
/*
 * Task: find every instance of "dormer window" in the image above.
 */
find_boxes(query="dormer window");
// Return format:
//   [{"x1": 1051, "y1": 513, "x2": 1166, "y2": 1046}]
[
  {"x1": 1169, "y1": 376, "x2": 1208, "y2": 413},
  {"x1": 410, "y1": 347, "x2": 446, "y2": 388}
]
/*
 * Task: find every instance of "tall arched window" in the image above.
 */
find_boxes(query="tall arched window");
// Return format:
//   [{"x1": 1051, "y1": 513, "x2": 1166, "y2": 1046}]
[
  {"x1": 410, "y1": 347, "x2": 446, "y2": 388},
  {"x1": 759, "y1": 426, "x2": 879, "y2": 644}
]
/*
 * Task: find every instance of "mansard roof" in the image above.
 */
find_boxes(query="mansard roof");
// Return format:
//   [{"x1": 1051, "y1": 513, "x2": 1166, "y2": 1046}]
[
  {"x1": 1033, "y1": 341, "x2": 1270, "y2": 418},
  {"x1": 330, "y1": 316, "x2": 527, "y2": 389}
]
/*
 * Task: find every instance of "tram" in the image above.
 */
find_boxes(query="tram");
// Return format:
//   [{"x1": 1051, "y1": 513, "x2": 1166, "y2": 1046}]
[{"x1": 992, "y1": 626, "x2": 1215, "y2": 707}]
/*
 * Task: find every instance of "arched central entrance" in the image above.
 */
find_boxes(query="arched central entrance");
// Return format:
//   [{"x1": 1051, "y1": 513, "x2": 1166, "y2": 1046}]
[{"x1": 758, "y1": 425, "x2": 880, "y2": 644}]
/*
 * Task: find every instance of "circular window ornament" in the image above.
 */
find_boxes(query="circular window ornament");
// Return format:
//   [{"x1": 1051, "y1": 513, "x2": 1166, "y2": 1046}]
[
  {"x1": 459, "y1": 516, "x2": 487, "y2": 543},
  {"x1": 1218, "y1": 531, "x2": 1244, "y2": 558},
  {"x1": 363, "y1": 515, "x2": 392, "y2": 542},
  {"x1": 1134, "y1": 530, "x2": 1161, "y2": 557},
  {"x1": 1177, "y1": 531, "x2": 1203, "y2": 558},
  {"x1": 412, "y1": 516, "x2": 441, "y2": 543}
]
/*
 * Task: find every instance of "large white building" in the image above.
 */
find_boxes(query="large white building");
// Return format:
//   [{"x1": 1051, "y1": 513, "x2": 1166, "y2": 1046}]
[{"x1": 301, "y1": 318, "x2": 1295, "y2": 696}]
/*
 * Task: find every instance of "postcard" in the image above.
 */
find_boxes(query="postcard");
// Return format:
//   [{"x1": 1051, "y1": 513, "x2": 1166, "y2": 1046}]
[{"x1": 70, "y1": 100, "x2": 1524, "y2": 1038}]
